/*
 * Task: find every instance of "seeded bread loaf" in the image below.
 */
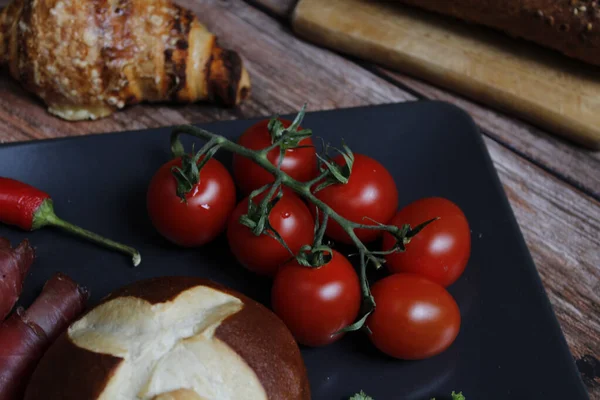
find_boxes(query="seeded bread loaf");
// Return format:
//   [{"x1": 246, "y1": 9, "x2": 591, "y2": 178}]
[{"x1": 395, "y1": 0, "x2": 600, "y2": 66}]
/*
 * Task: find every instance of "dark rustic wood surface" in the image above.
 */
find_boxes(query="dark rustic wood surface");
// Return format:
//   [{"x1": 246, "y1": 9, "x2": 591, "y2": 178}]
[{"x1": 0, "y1": 0, "x2": 599, "y2": 397}]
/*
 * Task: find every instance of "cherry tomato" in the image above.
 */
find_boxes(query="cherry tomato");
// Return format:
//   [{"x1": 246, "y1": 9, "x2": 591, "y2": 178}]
[
  {"x1": 367, "y1": 273, "x2": 461, "y2": 360},
  {"x1": 272, "y1": 250, "x2": 361, "y2": 347},
  {"x1": 147, "y1": 157, "x2": 236, "y2": 247},
  {"x1": 314, "y1": 154, "x2": 398, "y2": 244},
  {"x1": 227, "y1": 191, "x2": 315, "y2": 277},
  {"x1": 382, "y1": 197, "x2": 470, "y2": 287},
  {"x1": 232, "y1": 119, "x2": 318, "y2": 195}
]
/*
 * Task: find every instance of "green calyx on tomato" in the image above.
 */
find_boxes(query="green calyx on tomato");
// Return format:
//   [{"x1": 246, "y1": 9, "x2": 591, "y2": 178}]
[
  {"x1": 294, "y1": 211, "x2": 333, "y2": 268},
  {"x1": 232, "y1": 108, "x2": 318, "y2": 196},
  {"x1": 313, "y1": 141, "x2": 355, "y2": 192},
  {"x1": 228, "y1": 189, "x2": 315, "y2": 277},
  {"x1": 295, "y1": 244, "x2": 333, "y2": 268},
  {"x1": 235, "y1": 182, "x2": 299, "y2": 258},
  {"x1": 170, "y1": 140, "x2": 221, "y2": 201},
  {"x1": 379, "y1": 217, "x2": 439, "y2": 253},
  {"x1": 382, "y1": 198, "x2": 471, "y2": 287},
  {"x1": 267, "y1": 103, "x2": 313, "y2": 151},
  {"x1": 238, "y1": 183, "x2": 285, "y2": 236}
]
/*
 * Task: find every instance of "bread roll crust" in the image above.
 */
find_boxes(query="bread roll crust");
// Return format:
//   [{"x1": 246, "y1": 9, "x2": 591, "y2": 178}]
[
  {"x1": 25, "y1": 277, "x2": 310, "y2": 400},
  {"x1": 395, "y1": 0, "x2": 600, "y2": 66},
  {"x1": 24, "y1": 334, "x2": 123, "y2": 399}
]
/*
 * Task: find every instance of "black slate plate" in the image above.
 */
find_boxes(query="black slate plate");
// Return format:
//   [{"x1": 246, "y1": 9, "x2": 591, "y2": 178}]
[{"x1": 0, "y1": 102, "x2": 589, "y2": 400}]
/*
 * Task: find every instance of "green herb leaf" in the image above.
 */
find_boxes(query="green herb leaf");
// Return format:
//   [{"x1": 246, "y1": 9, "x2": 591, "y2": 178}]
[
  {"x1": 349, "y1": 391, "x2": 374, "y2": 400},
  {"x1": 430, "y1": 391, "x2": 466, "y2": 400}
]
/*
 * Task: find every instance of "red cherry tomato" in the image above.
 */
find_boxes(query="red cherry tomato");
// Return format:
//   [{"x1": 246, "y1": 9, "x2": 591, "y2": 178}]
[
  {"x1": 147, "y1": 157, "x2": 236, "y2": 247},
  {"x1": 227, "y1": 191, "x2": 315, "y2": 277},
  {"x1": 367, "y1": 273, "x2": 461, "y2": 360},
  {"x1": 272, "y1": 250, "x2": 361, "y2": 347},
  {"x1": 232, "y1": 119, "x2": 318, "y2": 195},
  {"x1": 314, "y1": 154, "x2": 398, "y2": 244},
  {"x1": 382, "y1": 197, "x2": 470, "y2": 287}
]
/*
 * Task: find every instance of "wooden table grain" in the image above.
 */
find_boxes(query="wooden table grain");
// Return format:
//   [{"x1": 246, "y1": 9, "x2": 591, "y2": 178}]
[{"x1": 1, "y1": 0, "x2": 599, "y2": 397}]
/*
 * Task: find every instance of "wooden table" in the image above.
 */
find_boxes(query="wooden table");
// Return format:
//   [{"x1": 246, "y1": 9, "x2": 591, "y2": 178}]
[{"x1": 1, "y1": 0, "x2": 599, "y2": 397}]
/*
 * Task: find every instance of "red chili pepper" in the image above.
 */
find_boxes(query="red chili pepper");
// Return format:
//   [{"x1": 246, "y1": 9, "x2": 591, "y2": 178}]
[
  {"x1": 0, "y1": 178, "x2": 51, "y2": 230},
  {"x1": 0, "y1": 177, "x2": 141, "y2": 266}
]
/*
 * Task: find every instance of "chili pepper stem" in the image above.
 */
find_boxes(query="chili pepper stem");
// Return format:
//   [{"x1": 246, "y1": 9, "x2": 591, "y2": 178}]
[{"x1": 34, "y1": 200, "x2": 141, "y2": 267}]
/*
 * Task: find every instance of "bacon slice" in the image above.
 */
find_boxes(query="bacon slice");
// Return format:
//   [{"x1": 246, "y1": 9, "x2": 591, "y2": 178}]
[
  {"x1": 0, "y1": 239, "x2": 35, "y2": 322},
  {"x1": 0, "y1": 273, "x2": 88, "y2": 400}
]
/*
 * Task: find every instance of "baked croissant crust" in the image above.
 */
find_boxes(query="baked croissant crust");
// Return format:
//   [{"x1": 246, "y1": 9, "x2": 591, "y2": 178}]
[{"x1": 0, "y1": 0, "x2": 251, "y2": 120}]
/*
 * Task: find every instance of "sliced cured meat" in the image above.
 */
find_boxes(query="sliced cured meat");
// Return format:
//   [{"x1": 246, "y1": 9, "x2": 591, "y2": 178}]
[
  {"x1": 0, "y1": 273, "x2": 87, "y2": 400},
  {"x1": 0, "y1": 239, "x2": 35, "y2": 321}
]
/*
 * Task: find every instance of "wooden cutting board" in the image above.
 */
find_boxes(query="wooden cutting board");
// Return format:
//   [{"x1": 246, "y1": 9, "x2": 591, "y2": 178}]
[{"x1": 292, "y1": 0, "x2": 600, "y2": 149}]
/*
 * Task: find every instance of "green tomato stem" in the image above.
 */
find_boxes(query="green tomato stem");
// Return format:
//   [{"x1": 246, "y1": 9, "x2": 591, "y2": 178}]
[
  {"x1": 171, "y1": 125, "x2": 405, "y2": 327},
  {"x1": 263, "y1": 134, "x2": 288, "y2": 154},
  {"x1": 306, "y1": 170, "x2": 330, "y2": 188},
  {"x1": 173, "y1": 128, "x2": 369, "y2": 251},
  {"x1": 171, "y1": 126, "x2": 358, "y2": 238}
]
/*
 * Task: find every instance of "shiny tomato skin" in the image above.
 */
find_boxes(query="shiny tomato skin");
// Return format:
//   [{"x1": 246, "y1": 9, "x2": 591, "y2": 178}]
[
  {"x1": 314, "y1": 154, "x2": 398, "y2": 244},
  {"x1": 227, "y1": 191, "x2": 315, "y2": 277},
  {"x1": 382, "y1": 197, "x2": 471, "y2": 287},
  {"x1": 272, "y1": 250, "x2": 361, "y2": 347},
  {"x1": 367, "y1": 273, "x2": 461, "y2": 360},
  {"x1": 232, "y1": 119, "x2": 318, "y2": 195},
  {"x1": 147, "y1": 157, "x2": 236, "y2": 247}
]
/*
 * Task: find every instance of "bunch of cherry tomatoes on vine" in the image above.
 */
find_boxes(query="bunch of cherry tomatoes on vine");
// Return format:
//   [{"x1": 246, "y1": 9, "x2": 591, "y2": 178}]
[{"x1": 146, "y1": 108, "x2": 471, "y2": 360}]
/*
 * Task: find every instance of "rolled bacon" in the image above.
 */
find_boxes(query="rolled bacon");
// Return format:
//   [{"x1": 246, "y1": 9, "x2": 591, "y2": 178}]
[
  {"x1": 0, "y1": 273, "x2": 88, "y2": 400},
  {"x1": 0, "y1": 239, "x2": 35, "y2": 321}
]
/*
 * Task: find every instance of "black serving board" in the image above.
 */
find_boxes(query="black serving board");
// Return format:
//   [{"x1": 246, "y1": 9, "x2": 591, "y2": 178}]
[{"x1": 0, "y1": 102, "x2": 589, "y2": 400}]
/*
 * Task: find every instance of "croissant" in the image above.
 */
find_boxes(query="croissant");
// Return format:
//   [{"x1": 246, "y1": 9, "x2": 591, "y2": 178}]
[{"x1": 0, "y1": 0, "x2": 250, "y2": 120}]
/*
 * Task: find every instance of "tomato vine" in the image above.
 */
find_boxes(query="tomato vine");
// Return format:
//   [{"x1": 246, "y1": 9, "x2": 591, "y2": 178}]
[{"x1": 170, "y1": 108, "x2": 433, "y2": 331}]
